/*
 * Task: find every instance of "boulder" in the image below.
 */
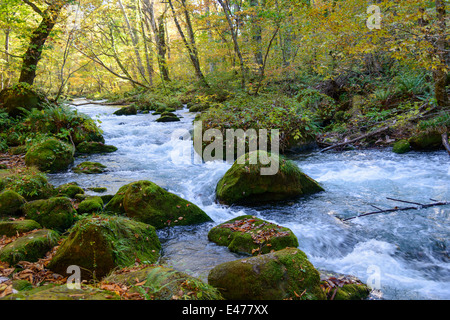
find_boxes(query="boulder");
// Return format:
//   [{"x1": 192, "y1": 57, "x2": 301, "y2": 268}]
[
  {"x1": 0, "y1": 189, "x2": 26, "y2": 216},
  {"x1": 104, "y1": 265, "x2": 223, "y2": 300},
  {"x1": 0, "y1": 83, "x2": 45, "y2": 117},
  {"x1": 216, "y1": 151, "x2": 324, "y2": 205},
  {"x1": 24, "y1": 138, "x2": 74, "y2": 173},
  {"x1": 319, "y1": 271, "x2": 371, "y2": 300},
  {"x1": 23, "y1": 197, "x2": 76, "y2": 232},
  {"x1": 47, "y1": 215, "x2": 161, "y2": 280},
  {"x1": 392, "y1": 139, "x2": 410, "y2": 154},
  {"x1": 207, "y1": 247, "x2": 326, "y2": 300},
  {"x1": 0, "y1": 229, "x2": 60, "y2": 265},
  {"x1": 0, "y1": 167, "x2": 54, "y2": 201},
  {"x1": 72, "y1": 161, "x2": 107, "y2": 174},
  {"x1": 77, "y1": 196, "x2": 104, "y2": 214},
  {"x1": 76, "y1": 141, "x2": 117, "y2": 154},
  {"x1": 56, "y1": 182, "x2": 84, "y2": 198},
  {"x1": 409, "y1": 131, "x2": 443, "y2": 151},
  {"x1": 208, "y1": 215, "x2": 299, "y2": 256},
  {"x1": 0, "y1": 219, "x2": 41, "y2": 237},
  {"x1": 156, "y1": 112, "x2": 180, "y2": 122},
  {"x1": 113, "y1": 105, "x2": 137, "y2": 116},
  {"x1": 104, "y1": 180, "x2": 212, "y2": 229}
]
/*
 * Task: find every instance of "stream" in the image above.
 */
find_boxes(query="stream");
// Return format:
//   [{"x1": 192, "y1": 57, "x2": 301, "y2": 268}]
[{"x1": 48, "y1": 99, "x2": 450, "y2": 300}]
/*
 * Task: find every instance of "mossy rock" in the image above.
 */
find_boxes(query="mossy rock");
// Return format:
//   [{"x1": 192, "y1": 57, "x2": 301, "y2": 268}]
[
  {"x1": 77, "y1": 196, "x2": 104, "y2": 214},
  {"x1": 104, "y1": 180, "x2": 212, "y2": 229},
  {"x1": 113, "y1": 105, "x2": 137, "y2": 116},
  {"x1": 0, "y1": 168, "x2": 54, "y2": 201},
  {"x1": 409, "y1": 131, "x2": 443, "y2": 151},
  {"x1": 76, "y1": 141, "x2": 118, "y2": 154},
  {"x1": 0, "y1": 219, "x2": 41, "y2": 237},
  {"x1": 104, "y1": 265, "x2": 223, "y2": 300},
  {"x1": 3, "y1": 284, "x2": 119, "y2": 300},
  {"x1": 392, "y1": 139, "x2": 410, "y2": 154},
  {"x1": 0, "y1": 83, "x2": 45, "y2": 118},
  {"x1": 208, "y1": 215, "x2": 299, "y2": 256},
  {"x1": 0, "y1": 189, "x2": 26, "y2": 216},
  {"x1": 88, "y1": 187, "x2": 107, "y2": 193},
  {"x1": 319, "y1": 271, "x2": 371, "y2": 300},
  {"x1": 47, "y1": 215, "x2": 161, "y2": 280},
  {"x1": 216, "y1": 151, "x2": 324, "y2": 205},
  {"x1": 24, "y1": 138, "x2": 74, "y2": 173},
  {"x1": 155, "y1": 115, "x2": 180, "y2": 122},
  {"x1": 56, "y1": 182, "x2": 84, "y2": 198},
  {"x1": 23, "y1": 197, "x2": 76, "y2": 232},
  {"x1": 207, "y1": 247, "x2": 326, "y2": 300},
  {"x1": 72, "y1": 161, "x2": 107, "y2": 174},
  {"x1": 0, "y1": 229, "x2": 60, "y2": 265}
]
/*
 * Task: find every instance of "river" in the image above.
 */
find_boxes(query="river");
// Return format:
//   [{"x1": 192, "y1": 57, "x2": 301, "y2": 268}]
[{"x1": 47, "y1": 99, "x2": 450, "y2": 300}]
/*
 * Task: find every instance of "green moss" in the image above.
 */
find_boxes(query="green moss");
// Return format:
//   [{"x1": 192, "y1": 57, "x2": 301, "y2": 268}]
[
  {"x1": 409, "y1": 131, "x2": 443, "y2": 151},
  {"x1": 56, "y1": 182, "x2": 84, "y2": 198},
  {"x1": 0, "y1": 229, "x2": 60, "y2": 265},
  {"x1": 208, "y1": 215, "x2": 299, "y2": 256},
  {"x1": 3, "y1": 284, "x2": 119, "y2": 300},
  {"x1": 0, "y1": 167, "x2": 54, "y2": 201},
  {"x1": 47, "y1": 214, "x2": 161, "y2": 280},
  {"x1": 72, "y1": 161, "x2": 107, "y2": 174},
  {"x1": 23, "y1": 197, "x2": 76, "y2": 232},
  {"x1": 216, "y1": 151, "x2": 324, "y2": 205},
  {"x1": 207, "y1": 247, "x2": 325, "y2": 300},
  {"x1": 155, "y1": 115, "x2": 180, "y2": 122},
  {"x1": 77, "y1": 196, "x2": 104, "y2": 214},
  {"x1": 12, "y1": 279, "x2": 33, "y2": 291},
  {"x1": 76, "y1": 141, "x2": 117, "y2": 154},
  {"x1": 392, "y1": 139, "x2": 411, "y2": 154},
  {"x1": 0, "y1": 189, "x2": 26, "y2": 216},
  {"x1": 24, "y1": 138, "x2": 74, "y2": 173},
  {"x1": 113, "y1": 105, "x2": 137, "y2": 116},
  {"x1": 105, "y1": 180, "x2": 211, "y2": 229},
  {"x1": 0, "y1": 83, "x2": 44, "y2": 118},
  {"x1": 88, "y1": 187, "x2": 107, "y2": 193},
  {"x1": 332, "y1": 283, "x2": 371, "y2": 300},
  {"x1": 0, "y1": 219, "x2": 41, "y2": 237},
  {"x1": 104, "y1": 265, "x2": 223, "y2": 300}
]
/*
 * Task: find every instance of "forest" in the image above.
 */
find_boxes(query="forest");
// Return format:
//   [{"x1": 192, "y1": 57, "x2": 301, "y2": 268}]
[{"x1": 0, "y1": 0, "x2": 449, "y2": 302}]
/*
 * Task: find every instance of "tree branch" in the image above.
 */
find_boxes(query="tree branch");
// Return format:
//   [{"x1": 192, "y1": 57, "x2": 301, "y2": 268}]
[{"x1": 22, "y1": 0, "x2": 44, "y2": 16}]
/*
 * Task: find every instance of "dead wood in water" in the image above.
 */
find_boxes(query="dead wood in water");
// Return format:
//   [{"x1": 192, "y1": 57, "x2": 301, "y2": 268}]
[{"x1": 342, "y1": 197, "x2": 450, "y2": 221}]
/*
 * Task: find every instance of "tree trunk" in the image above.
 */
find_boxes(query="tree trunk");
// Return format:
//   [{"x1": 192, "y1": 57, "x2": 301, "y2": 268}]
[{"x1": 19, "y1": 0, "x2": 66, "y2": 85}]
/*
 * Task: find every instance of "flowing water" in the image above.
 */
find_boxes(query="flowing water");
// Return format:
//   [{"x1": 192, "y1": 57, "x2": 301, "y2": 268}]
[{"x1": 48, "y1": 99, "x2": 450, "y2": 300}]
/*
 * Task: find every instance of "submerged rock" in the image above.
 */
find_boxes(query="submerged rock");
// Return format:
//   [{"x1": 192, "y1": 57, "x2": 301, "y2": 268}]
[
  {"x1": 0, "y1": 189, "x2": 26, "y2": 216},
  {"x1": 0, "y1": 219, "x2": 41, "y2": 237},
  {"x1": 208, "y1": 215, "x2": 299, "y2": 256},
  {"x1": 0, "y1": 229, "x2": 60, "y2": 265},
  {"x1": 216, "y1": 151, "x2": 324, "y2": 205},
  {"x1": 207, "y1": 247, "x2": 326, "y2": 300},
  {"x1": 104, "y1": 180, "x2": 212, "y2": 229},
  {"x1": 23, "y1": 197, "x2": 76, "y2": 232},
  {"x1": 24, "y1": 138, "x2": 74, "y2": 173},
  {"x1": 47, "y1": 215, "x2": 161, "y2": 280},
  {"x1": 104, "y1": 265, "x2": 223, "y2": 300},
  {"x1": 72, "y1": 161, "x2": 107, "y2": 174},
  {"x1": 76, "y1": 141, "x2": 117, "y2": 154}
]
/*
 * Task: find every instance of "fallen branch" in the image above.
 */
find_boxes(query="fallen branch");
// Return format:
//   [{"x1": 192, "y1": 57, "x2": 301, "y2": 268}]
[
  {"x1": 319, "y1": 126, "x2": 390, "y2": 153},
  {"x1": 69, "y1": 100, "x2": 131, "y2": 107},
  {"x1": 342, "y1": 198, "x2": 450, "y2": 221}
]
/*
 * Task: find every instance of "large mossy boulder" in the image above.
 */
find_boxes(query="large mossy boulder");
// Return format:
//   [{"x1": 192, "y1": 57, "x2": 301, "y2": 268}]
[
  {"x1": 56, "y1": 182, "x2": 84, "y2": 198},
  {"x1": 216, "y1": 151, "x2": 324, "y2": 205},
  {"x1": 24, "y1": 138, "x2": 74, "y2": 173},
  {"x1": 207, "y1": 247, "x2": 326, "y2": 300},
  {"x1": 208, "y1": 215, "x2": 299, "y2": 256},
  {"x1": 47, "y1": 215, "x2": 161, "y2": 280},
  {"x1": 0, "y1": 229, "x2": 60, "y2": 265},
  {"x1": 0, "y1": 167, "x2": 55, "y2": 201},
  {"x1": 104, "y1": 265, "x2": 223, "y2": 300},
  {"x1": 104, "y1": 180, "x2": 212, "y2": 229},
  {"x1": 23, "y1": 197, "x2": 76, "y2": 232},
  {"x1": 409, "y1": 131, "x2": 443, "y2": 151},
  {"x1": 3, "y1": 284, "x2": 119, "y2": 300},
  {"x1": 0, "y1": 219, "x2": 41, "y2": 237},
  {"x1": 76, "y1": 141, "x2": 118, "y2": 154},
  {"x1": 72, "y1": 161, "x2": 107, "y2": 174},
  {"x1": 0, "y1": 83, "x2": 45, "y2": 118},
  {"x1": 0, "y1": 189, "x2": 26, "y2": 216}
]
